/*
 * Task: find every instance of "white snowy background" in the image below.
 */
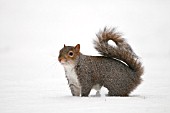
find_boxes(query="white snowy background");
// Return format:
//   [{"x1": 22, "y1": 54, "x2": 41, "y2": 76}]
[{"x1": 0, "y1": 0, "x2": 170, "y2": 113}]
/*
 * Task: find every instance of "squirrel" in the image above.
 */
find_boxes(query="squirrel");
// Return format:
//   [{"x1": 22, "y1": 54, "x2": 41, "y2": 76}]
[{"x1": 58, "y1": 27, "x2": 144, "y2": 97}]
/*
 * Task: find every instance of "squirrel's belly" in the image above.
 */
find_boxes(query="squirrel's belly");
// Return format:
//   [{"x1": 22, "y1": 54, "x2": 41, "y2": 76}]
[{"x1": 63, "y1": 64, "x2": 81, "y2": 88}]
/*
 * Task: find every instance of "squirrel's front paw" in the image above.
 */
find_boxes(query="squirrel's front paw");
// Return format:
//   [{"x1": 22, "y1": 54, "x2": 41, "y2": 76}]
[{"x1": 69, "y1": 84, "x2": 81, "y2": 96}]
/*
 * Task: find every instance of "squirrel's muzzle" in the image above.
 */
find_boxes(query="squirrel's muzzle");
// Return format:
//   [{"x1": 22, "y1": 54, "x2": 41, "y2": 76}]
[{"x1": 58, "y1": 57, "x2": 62, "y2": 62}]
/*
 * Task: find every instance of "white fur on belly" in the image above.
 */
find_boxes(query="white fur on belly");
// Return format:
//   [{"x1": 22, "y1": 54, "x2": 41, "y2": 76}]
[{"x1": 63, "y1": 64, "x2": 81, "y2": 88}]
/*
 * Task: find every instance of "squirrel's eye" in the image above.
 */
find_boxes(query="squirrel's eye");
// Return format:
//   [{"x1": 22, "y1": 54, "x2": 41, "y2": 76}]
[{"x1": 68, "y1": 51, "x2": 74, "y2": 57}]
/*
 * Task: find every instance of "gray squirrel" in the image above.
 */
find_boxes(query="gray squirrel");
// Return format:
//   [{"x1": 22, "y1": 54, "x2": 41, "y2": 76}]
[{"x1": 58, "y1": 27, "x2": 144, "y2": 97}]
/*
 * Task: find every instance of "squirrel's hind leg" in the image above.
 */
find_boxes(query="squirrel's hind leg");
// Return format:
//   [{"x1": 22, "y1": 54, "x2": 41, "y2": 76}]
[
  {"x1": 107, "y1": 90, "x2": 128, "y2": 97},
  {"x1": 104, "y1": 84, "x2": 129, "y2": 96}
]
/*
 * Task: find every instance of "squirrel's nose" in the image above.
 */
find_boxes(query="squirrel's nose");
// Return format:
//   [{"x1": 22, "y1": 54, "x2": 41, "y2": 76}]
[{"x1": 58, "y1": 58, "x2": 62, "y2": 62}]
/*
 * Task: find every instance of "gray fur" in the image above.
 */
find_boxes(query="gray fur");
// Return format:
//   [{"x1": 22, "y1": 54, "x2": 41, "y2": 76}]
[{"x1": 58, "y1": 27, "x2": 144, "y2": 96}]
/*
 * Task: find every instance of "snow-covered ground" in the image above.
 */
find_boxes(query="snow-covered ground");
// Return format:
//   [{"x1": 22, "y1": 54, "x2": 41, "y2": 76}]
[{"x1": 0, "y1": 0, "x2": 170, "y2": 113}]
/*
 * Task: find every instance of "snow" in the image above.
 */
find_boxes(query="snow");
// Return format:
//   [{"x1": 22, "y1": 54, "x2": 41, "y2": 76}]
[{"x1": 0, "y1": 0, "x2": 170, "y2": 113}]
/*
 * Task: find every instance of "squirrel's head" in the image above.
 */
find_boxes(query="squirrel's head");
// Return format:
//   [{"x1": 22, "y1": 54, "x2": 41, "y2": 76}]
[{"x1": 58, "y1": 44, "x2": 80, "y2": 65}]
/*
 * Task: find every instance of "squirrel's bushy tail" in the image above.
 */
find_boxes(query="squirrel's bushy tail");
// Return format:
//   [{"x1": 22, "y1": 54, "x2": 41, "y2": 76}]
[{"x1": 93, "y1": 27, "x2": 144, "y2": 78}]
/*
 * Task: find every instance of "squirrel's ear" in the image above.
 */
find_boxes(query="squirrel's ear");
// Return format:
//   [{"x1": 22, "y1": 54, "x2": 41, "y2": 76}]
[
  {"x1": 64, "y1": 44, "x2": 66, "y2": 47},
  {"x1": 75, "y1": 44, "x2": 80, "y2": 52}
]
